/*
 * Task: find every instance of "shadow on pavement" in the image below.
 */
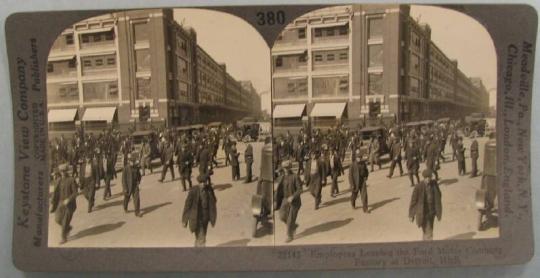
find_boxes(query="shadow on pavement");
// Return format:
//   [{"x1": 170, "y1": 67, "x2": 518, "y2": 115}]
[
  {"x1": 140, "y1": 201, "x2": 172, "y2": 216},
  {"x1": 69, "y1": 221, "x2": 126, "y2": 241},
  {"x1": 439, "y1": 178, "x2": 458, "y2": 186},
  {"x1": 445, "y1": 231, "x2": 476, "y2": 240},
  {"x1": 368, "y1": 197, "x2": 400, "y2": 212},
  {"x1": 213, "y1": 183, "x2": 233, "y2": 191},
  {"x1": 295, "y1": 218, "x2": 353, "y2": 240},
  {"x1": 216, "y1": 238, "x2": 251, "y2": 247},
  {"x1": 254, "y1": 220, "x2": 273, "y2": 238},
  {"x1": 93, "y1": 200, "x2": 123, "y2": 211},
  {"x1": 322, "y1": 196, "x2": 350, "y2": 208}
]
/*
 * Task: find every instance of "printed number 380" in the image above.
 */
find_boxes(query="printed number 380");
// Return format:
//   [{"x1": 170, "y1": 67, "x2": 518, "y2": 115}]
[{"x1": 256, "y1": 11, "x2": 285, "y2": 25}]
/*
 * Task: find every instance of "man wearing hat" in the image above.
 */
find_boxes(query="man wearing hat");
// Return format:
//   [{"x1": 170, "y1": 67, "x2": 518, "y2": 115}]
[
  {"x1": 274, "y1": 160, "x2": 302, "y2": 243},
  {"x1": 182, "y1": 174, "x2": 217, "y2": 247},
  {"x1": 244, "y1": 143, "x2": 254, "y2": 183},
  {"x1": 349, "y1": 150, "x2": 369, "y2": 211},
  {"x1": 456, "y1": 137, "x2": 467, "y2": 176},
  {"x1": 177, "y1": 143, "x2": 193, "y2": 191},
  {"x1": 405, "y1": 140, "x2": 421, "y2": 186},
  {"x1": 122, "y1": 154, "x2": 142, "y2": 217},
  {"x1": 409, "y1": 169, "x2": 442, "y2": 240},
  {"x1": 159, "y1": 140, "x2": 176, "y2": 183},
  {"x1": 230, "y1": 141, "x2": 241, "y2": 181},
  {"x1": 50, "y1": 164, "x2": 79, "y2": 244}
]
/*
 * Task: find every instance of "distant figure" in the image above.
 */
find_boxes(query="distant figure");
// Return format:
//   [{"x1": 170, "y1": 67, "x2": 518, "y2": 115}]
[
  {"x1": 182, "y1": 174, "x2": 217, "y2": 247},
  {"x1": 244, "y1": 143, "x2": 254, "y2": 183},
  {"x1": 159, "y1": 141, "x2": 175, "y2": 182},
  {"x1": 230, "y1": 142, "x2": 241, "y2": 181},
  {"x1": 470, "y1": 136, "x2": 479, "y2": 177},
  {"x1": 330, "y1": 149, "x2": 343, "y2": 197},
  {"x1": 405, "y1": 140, "x2": 421, "y2": 186},
  {"x1": 349, "y1": 150, "x2": 369, "y2": 212},
  {"x1": 368, "y1": 136, "x2": 381, "y2": 172},
  {"x1": 50, "y1": 164, "x2": 79, "y2": 245},
  {"x1": 274, "y1": 161, "x2": 302, "y2": 243},
  {"x1": 409, "y1": 169, "x2": 442, "y2": 240},
  {"x1": 140, "y1": 139, "x2": 153, "y2": 175},
  {"x1": 456, "y1": 137, "x2": 466, "y2": 175},
  {"x1": 177, "y1": 144, "x2": 193, "y2": 191},
  {"x1": 387, "y1": 138, "x2": 404, "y2": 178}
]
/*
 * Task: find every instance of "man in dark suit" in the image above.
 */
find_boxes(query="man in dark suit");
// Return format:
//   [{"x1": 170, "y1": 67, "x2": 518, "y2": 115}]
[
  {"x1": 244, "y1": 143, "x2": 254, "y2": 183},
  {"x1": 330, "y1": 149, "x2": 343, "y2": 197},
  {"x1": 103, "y1": 145, "x2": 115, "y2": 200},
  {"x1": 230, "y1": 142, "x2": 241, "y2": 181},
  {"x1": 122, "y1": 155, "x2": 142, "y2": 217},
  {"x1": 425, "y1": 137, "x2": 440, "y2": 180},
  {"x1": 198, "y1": 143, "x2": 211, "y2": 177},
  {"x1": 159, "y1": 141, "x2": 175, "y2": 182},
  {"x1": 50, "y1": 164, "x2": 79, "y2": 244},
  {"x1": 409, "y1": 169, "x2": 442, "y2": 240},
  {"x1": 470, "y1": 136, "x2": 479, "y2": 177},
  {"x1": 387, "y1": 138, "x2": 404, "y2": 178},
  {"x1": 274, "y1": 161, "x2": 302, "y2": 243},
  {"x1": 456, "y1": 137, "x2": 467, "y2": 175},
  {"x1": 177, "y1": 144, "x2": 193, "y2": 191},
  {"x1": 349, "y1": 150, "x2": 369, "y2": 212},
  {"x1": 405, "y1": 140, "x2": 421, "y2": 186},
  {"x1": 182, "y1": 174, "x2": 217, "y2": 247}
]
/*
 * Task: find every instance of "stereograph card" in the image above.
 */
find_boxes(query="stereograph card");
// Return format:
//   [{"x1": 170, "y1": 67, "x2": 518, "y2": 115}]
[{"x1": 3, "y1": 1, "x2": 537, "y2": 272}]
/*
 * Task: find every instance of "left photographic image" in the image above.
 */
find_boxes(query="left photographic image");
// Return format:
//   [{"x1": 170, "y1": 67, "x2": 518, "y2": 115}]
[{"x1": 46, "y1": 8, "x2": 272, "y2": 248}]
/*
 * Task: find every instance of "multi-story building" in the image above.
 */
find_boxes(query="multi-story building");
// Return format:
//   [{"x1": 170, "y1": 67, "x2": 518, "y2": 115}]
[
  {"x1": 47, "y1": 8, "x2": 260, "y2": 134},
  {"x1": 271, "y1": 4, "x2": 490, "y2": 130}
]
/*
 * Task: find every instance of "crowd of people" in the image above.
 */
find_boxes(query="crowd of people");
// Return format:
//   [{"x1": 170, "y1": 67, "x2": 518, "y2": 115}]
[
  {"x1": 49, "y1": 124, "x2": 258, "y2": 245},
  {"x1": 273, "y1": 120, "x2": 487, "y2": 242}
]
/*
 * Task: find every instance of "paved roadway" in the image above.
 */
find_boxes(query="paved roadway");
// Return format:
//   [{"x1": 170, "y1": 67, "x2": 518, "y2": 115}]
[
  {"x1": 48, "y1": 141, "x2": 273, "y2": 247},
  {"x1": 274, "y1": 136, "x2": 499, "y2": 245}
]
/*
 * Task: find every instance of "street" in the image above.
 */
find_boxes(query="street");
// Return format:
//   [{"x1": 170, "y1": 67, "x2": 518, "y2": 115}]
[
  {"x1": 48, "y1": 141, "x2": 273, "y2": 247},
  {"x1": 274, "y1": 136, "x2": 499, "y2": 245}
]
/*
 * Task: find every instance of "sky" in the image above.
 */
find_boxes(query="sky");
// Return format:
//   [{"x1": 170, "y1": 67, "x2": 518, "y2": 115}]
[{"x1": 173, "y1": 5, "x2": 497, "y2": 111}]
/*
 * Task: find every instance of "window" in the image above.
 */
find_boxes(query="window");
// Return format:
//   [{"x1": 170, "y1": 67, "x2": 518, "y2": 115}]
[
  {"x1": 65, "y1": 34, "x2": 74, "y2": 45},
  {"x1": 273, "y1": 77, "x2": 308, "y2": 99},
  {"x1": 298, "y1": 55, "x2": 307, "y2": 63},
  {"x1": 368, "y1": 45, "x2": 383, "y2": 68},
  {"x1": 314, "y1": 54, "x2": 323, "y2": 62},
  {"x1": 47, "y1": 63, "x2": 54, "y2": 73},
  {"x1": 107, "y1": 57, "x2": 116, "y2": 65},
  {"x1": 81, "y1": 34, "x2": 90, "y2": 43},
  {"x1": 368, "y1": 17, "x2": 383, "y2": 40},
  {"x1": 95, "y1": 59, "x2": 103, "y2": 66},
  {"x1": 275, "y1": 56, "x2": 283, "y2": 67},
  {"x1": 368, "y1": 73, "x2": 383, "y2": 95},
  {"x1": 83, "y1": 81, "x2": 118, "y2": 102},
  {"x1": 287, "y1": 82, "x2": 295, "y2": 93},
  {"x1": 47, "y1": 83, "x2": 79, "y2": 104},
  {"x1": 326, "y1": 28, "x2": 335, "y2": 36},
  {"x1": 339, "y1": 78, "x2": 349, "y2": 94},
  {"x1": 298, "y1": 28, "x2": 306, "y2": 39},
  {"x1": 135, "y1": 49, "x2": 151, "y2": 72},
  {"x1": 314, "y1": 29, "x2": 322, "y2": 37},
  {"x1": 68, "y1": 58, "x2": 76, "y2": 68},
  {"x1": 339, "y1": 26, "x2": 348, "y2": 35},
  {"x1": 105, "y1": 32, "x2": 114, "y2": 41},
  {"x1": 93, "y1": 34, "x2": 102, "y2": 42},
  {"x1": 339, "y1": 52, "x2": 348, "y2": 60},
  {"x1": 313, "y1": 76, "x2": 349, "y2": 97},
  {"x1": 133, "y1": 22, "x2": 150, "y2": 42},
  {"x1": 136, "y1": 78, "x2": 151, "y2": 99},
  {"x1": 83, "y1": 59, "x2": 92, "y2": 67},
  {"x1": 327, "y1": 54, "x2": 335, "y2": 61}
]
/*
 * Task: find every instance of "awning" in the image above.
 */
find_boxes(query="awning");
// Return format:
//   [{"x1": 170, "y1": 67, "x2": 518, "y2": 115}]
[
  {"x1": 82, "y1": 107, "x2": 117, "y2": 123},
  {"x1": 48, "y1": 108, "x2": 78, "y2": 123},
  {"x1": 272, "y1": 104, "x2": 306, "y2": 119},
  {"x1": 312, "y1": 21, "x2": 349, "y2": 28},
  {"x1": 272, "y1": 49, "x2": 307, "y2": 56},
  {"x1": 310, "y1": 102, "x2": 347, "y2": 118},
  {"x1": 77, "y1": 26, "x2": 114, "y2": 34},
  {"x1": 48, "y1": 55, "x2": 76, "y2": 62}
]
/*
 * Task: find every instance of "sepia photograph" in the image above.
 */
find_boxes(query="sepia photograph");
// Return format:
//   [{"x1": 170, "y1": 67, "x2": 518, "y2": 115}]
[
  {"x1": 271, "y1": 4, "x2": 498, "y2": 245},
  {"x1": 46, "y1": 8, "x2": 273, "y2": 247}
]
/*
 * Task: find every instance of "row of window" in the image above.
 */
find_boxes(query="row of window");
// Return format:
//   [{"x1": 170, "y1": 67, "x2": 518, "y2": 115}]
[{"x1": 80, "y1": 31, "x2": 115, "y2": 44}]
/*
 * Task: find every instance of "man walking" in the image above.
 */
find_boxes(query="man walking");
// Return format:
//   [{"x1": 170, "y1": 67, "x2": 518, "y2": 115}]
[
  {"x1": 122, "y1": 155, "x2": 142, "y2": 217},
  {"x1": 274, "y1": 161, "x2": 302, "y2": 243},
  {"x1": 159, "y1": 141, "x2": 175, "y2": 182},
  {"x1": 349, "y1": 150, "x2": 369, "y2": 212},
  {"x1": 387, "y1": 138, "x2": 404, "y2": 178},
  {"x1": 50, "y1": 164, "x2": 79, "y2": 244},
  {"x1": 456, "y1": 137, "x2": 467, "y2": 175},
  {"x1": 182, "y1": 174, "x2": 217, "y2": 247},
  {"x1": 244, "y1": 143, "x2": 254, "y2": 183},
  {"x1": 470, "y1": 136, "x2": 479, "y2": 177},
  {"x1": 409, "y1": 169, "x2": 442, "y2": 240}
]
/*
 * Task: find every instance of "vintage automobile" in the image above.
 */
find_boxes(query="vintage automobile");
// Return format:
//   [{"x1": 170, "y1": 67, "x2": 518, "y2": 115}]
[
  {"x1": 251, "y1": 142, "x2": 273, "y2": 237},
  {"x1": 475, "y1": 138, "x2": 497, "y2": 231},
  {"x1": 357, "y1": 126, "x2": 389, "y2": 155}
]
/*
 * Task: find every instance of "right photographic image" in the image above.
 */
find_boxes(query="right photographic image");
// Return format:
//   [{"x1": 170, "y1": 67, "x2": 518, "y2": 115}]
[{"x1": 270, "y1": 4, "x2": 497, "y2": 245}]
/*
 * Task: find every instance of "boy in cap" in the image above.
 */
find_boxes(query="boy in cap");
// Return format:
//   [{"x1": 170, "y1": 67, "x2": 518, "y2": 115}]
[{"x1": 409, "y1": 169, "x2": 442, "y2": 240}]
